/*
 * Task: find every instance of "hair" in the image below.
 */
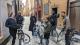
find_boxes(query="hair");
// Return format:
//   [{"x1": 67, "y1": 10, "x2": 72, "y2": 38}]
[
  {"x1": 18, "y1": 12, "x2": 21, "y2": 15},
  {"x1": 61, "y1": 11, "x2": 65, "y2": 14},
  {"x1": 46, "y1": 17, "x2": 50, "y2": 22}
]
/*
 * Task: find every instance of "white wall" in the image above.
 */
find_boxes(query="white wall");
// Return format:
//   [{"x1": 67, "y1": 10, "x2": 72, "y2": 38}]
[{"x1": 0, "y1": 0, "x2": 14, "y2": 43}]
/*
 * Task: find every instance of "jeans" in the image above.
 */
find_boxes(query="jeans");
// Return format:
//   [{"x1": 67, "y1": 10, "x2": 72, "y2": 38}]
[
  {"x1": 9, "y1": 28, "x2": 17, "y2": 45},
  {"x1": 39, "y1": 34, "x2": 44, "y2": 45},
  {"x1": 44, "y1": 39, "x2": 49, "y2": 45},
  {"x1": 50, "y1": 26, "x2": 56, "y2": 36},
  {"x1": 65, "y1": 36, "x2": 70, "y2": 45}
]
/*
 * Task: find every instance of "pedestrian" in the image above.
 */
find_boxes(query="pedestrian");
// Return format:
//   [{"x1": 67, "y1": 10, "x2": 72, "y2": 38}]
[
  {"x1": 29, "y1": 14, "x2": 36, "y2": 33},
  {"x1": 5, "y1": 13, "x2": 18, "y2": 45},
  {"x1": 44, "y1": 17, "x2": 52, "y2": 45},
  {"x1": 50, "y1": 10, "x2": 59, "y2": 36},
  {"x1": 16, "y1": 12, "x2": 24, "y2": 28},
  {"x1": 65, "y1": 27, "x2": 72, "y2": 45},
  {"x1": 61, "y1": 11, "x2": 72, "y2": 45}
]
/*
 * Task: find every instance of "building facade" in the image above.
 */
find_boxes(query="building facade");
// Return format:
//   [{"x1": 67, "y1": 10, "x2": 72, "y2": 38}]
[
  {"x1": 69, "y1": 0, "x2": 80, "y2": 32},
  {"x1": 41, "y1": 0, "x2": 68, "y2": 27}
]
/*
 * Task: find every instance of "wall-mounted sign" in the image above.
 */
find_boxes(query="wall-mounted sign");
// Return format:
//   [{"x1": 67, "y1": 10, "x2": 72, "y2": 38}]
[
  {"x1": 0, "y1": 22, "x2": 1, "y2": 37},
  {"x1": 44, "y1": 3, "x2": 49, "y2": 15}
]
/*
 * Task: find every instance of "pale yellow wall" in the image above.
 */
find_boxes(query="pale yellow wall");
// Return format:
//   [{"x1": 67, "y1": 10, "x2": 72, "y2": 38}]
[{"x1": 42, "y1": 0, "x2": 67, "y2": 27}]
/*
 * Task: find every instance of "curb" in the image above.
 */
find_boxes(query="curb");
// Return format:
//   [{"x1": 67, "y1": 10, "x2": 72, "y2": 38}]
[{"x1": 0, "y1": 35, "x2": 11, "y2": 45}]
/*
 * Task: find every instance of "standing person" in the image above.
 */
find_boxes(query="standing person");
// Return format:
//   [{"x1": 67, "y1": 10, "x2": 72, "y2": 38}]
[
  {"x1": 61, "y1": 11, "x2": 71, "y2": 45},
  {"x1": 5, "y1": 13, "x2": 18, "y2": 45},
  {"x1": 61, "y1": 11, "x2": 66, "y2": 28},
  {"x1": 65, "y1": 27, "x2": 73, "y2": 45},
  {"x1": 44, "y1": 17, "x2": 51, "y2": 45},
  {"x1": 16, "y1": 12, "x2": 24, "y2": 28},
  {"x1": 29, "y1": 14, "x2": 36, "y2": 35},
  {"x1": 50, "y1": 10, "x2": 59, "y2": 36}
]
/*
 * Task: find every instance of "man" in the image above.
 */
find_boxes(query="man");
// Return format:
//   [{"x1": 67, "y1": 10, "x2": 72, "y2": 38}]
[
  {"x1": 5, "y1": 13, "x2": 18, "y2": 45},
  {"x1": 50, "y1": 10, "x2": 59, "y2": 36},
  {"x1": 16, "y1": 12, "x2": 24, "y2": 28},
  {"x1": 65, "y1": 27, "x2": 73, "y2": 45},
  {"x1": 61, "y1": 11, "x2": 71, "y2": 45}
]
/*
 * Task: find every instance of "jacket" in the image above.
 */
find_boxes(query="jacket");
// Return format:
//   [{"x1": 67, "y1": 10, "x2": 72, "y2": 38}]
[
  {"x1": 16, "y1": 15, "x2": 24, "y2": 24},
  {"x1": 50, "y1": 14, "x2": 59, "y2": 26},
  {"x1": 44, "y1": 22, "x2": 52, "y2": 39},
  {"x1": 5, "y1": 18, "x2": 18, "y2": 29}
]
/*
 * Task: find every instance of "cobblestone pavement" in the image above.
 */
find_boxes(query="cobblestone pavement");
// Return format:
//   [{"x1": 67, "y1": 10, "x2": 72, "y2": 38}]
[{"x1": 6, "y1": 16, "x2": 80, "y2": 45}]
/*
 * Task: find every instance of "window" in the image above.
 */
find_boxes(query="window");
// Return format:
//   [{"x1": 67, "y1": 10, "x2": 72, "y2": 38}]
[{"x1": 44, "y1": 3, "x2": 49, "y2": 15}]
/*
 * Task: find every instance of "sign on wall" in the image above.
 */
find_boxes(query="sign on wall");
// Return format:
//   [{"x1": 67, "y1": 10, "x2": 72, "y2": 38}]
[
  {"x1": 44, "y1": 3, "x2": 49, "y2": 15},
  {"x1": 0, "y1": 22, "x2": 1, "y2": 37}
]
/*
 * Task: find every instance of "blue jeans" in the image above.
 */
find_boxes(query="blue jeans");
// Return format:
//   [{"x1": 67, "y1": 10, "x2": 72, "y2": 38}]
[
  {"x1": 50, "y1": 26, "x2": 56, "y2": 36},
  {"x1": 45, "y1": 38, "x2": 49, "y2": 45}
]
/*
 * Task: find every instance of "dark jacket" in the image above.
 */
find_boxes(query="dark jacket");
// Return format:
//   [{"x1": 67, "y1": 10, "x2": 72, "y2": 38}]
[
  {"x1": 50, "y1": 14, "x2": 59, "y2": 26},
  {"x1": 5, "y1": 18, "x2": 18, "y2": 29},
  {"x1": 44, "y1": 22, "x2": 51, "y2": 39},
  {"x1": 16, "y1": 15, "x2": 24, "y2": 24},
  {"x1": 29, "y1": 16, "x2": 36, "y2": 31}
]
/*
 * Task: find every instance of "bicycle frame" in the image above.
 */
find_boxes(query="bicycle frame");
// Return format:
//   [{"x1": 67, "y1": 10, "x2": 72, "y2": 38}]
[{"x1": 17, "y1": 28, "x2": 30, "y2": 45}]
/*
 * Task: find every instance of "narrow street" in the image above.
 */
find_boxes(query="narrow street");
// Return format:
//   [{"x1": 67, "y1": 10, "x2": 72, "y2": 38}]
[
  {"x1": 0, "y1": 0, "x2": 80, "y2": 45},
  {"x1": 6, "y1": 16, "x2": 66, "y2": 45}
]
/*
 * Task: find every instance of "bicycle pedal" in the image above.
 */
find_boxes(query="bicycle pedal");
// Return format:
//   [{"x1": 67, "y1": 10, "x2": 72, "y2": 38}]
[
  {"x1": 25, "y1": 39, "x2": 28, "y2": 41},
  {"x1": 24, "y1": 42, "x2": 29, "y2": 44}
]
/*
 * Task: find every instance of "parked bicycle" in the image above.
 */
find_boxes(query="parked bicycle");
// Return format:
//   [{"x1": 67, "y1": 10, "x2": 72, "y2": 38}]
[
  {"x1": 17, "y1": 26, "x2": 30, "y2": 45},
  {"x1": 70, "y1": 31, "x2": 80, "y2": 45}
]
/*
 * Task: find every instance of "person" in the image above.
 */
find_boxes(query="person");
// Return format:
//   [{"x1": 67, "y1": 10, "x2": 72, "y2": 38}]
[
  {"x1": 61, "y1": 11, "x2": 66, "y2": 27},
  {"x1": 65, "y1": 27, "x2": 72, "y2": 45},
  {"x1": 34, "y1": 19, "x2": 45, "y2": 45},
  {"x1": 50, "y1": 10, "x2": 59, "y2": 36},
  {"x1": 5, "y1": 13, "x2": 18, "y2": 45},
  {"x1": 16, "y1": 12, "x2": 24, "y2": 28},
  {"x1": 29, "y1": 14, "x2": 36, "y2": 34},
  {"x1": 61, "y1": 11, "x2": 72, "y2": 45},
  {"x1": 44, "y1": 17, "x2": 51, "y2": 45}
]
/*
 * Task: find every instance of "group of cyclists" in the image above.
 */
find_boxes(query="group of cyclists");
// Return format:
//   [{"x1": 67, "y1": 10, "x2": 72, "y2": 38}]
[{"x1": 5, "y1": 9, "x2": 75, "y2": 45}]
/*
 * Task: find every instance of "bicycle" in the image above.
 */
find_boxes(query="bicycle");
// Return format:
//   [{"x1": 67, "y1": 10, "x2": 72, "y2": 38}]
[{"x1": 17, "y1": 28, "x2": 30, "y2": 45}]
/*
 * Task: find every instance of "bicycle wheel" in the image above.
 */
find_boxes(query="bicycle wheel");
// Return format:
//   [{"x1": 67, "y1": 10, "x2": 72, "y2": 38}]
[{"x1": 24, "y1": 33, "x2": 30, "y2": 44}]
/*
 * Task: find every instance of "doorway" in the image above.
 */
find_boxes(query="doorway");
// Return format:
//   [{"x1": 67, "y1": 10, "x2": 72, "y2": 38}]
[{"x1": 52, "y1": 8, "x2": 57, "y2": 14}]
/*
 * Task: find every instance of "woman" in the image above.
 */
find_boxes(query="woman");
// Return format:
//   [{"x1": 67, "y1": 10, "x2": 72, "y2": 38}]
[
  {"x1": 43, "y1": 17, "x2": 52, "y2": 45},
  {"x1": 29, "y1": 14, "x2": 36, "y2": 35}
]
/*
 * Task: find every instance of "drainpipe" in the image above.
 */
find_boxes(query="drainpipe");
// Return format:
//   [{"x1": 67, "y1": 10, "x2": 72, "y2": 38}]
[
  {"x1": 41, "y1": 0, "x2": 43, "y2": 17},
  {"x1": 14, "y1": 0, "x2": 17, "y2": 16},
  {"x1": 18, "y1": 0, "x2": 19, "y2": 11},
  {"x1": 67, "y1": 0, "x2": 71, "y2": 28},
  {"x1": 67, "y1": 0, "x2": 69, "y2": 15}
]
